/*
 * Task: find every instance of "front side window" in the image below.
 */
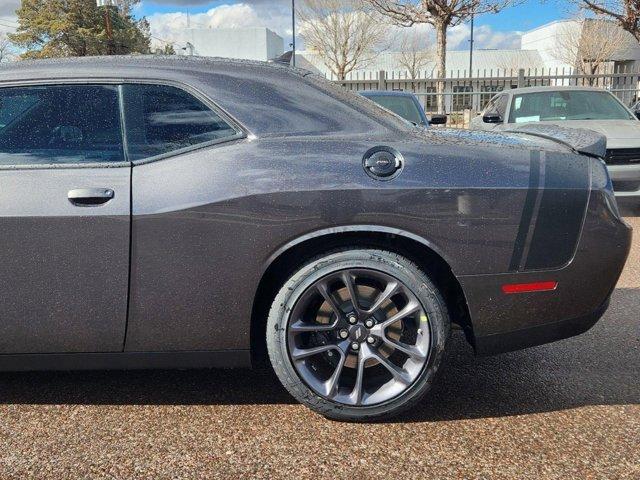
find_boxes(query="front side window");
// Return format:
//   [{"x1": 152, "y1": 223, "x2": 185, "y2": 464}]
[
  {"x1": 509, "y1": 90, "x2": 634, "y2": 123},
  {"x1": 122, "y1": 84, "x2": 239, "y2": 161},
  {"x1": 0, "y1": 85, "x2": 124, "y2": 165},
  {"x1": 494, "y1": 95, "x2": 509, "y2": 118},
  {"x1": 480, "y1": 85, "x2": 504, "y2": 110},
  {"x1": 482, "y1": 97, "x2": 497, "y2": 115}
]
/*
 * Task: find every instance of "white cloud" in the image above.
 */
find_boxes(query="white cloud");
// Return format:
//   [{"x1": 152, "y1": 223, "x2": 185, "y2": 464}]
[
  {"x1": 148, "y1": 2, "x2": 292, "y2": 49},
  {"x1": 148, "y1": 3, "x2": 521, "y2": 55},
  {"x1": 0, "y1": 0, "x2": 19, "y2": 18},
  {"x1": 386, "y1": 22, "x2": 521, "y2": 52},
  {"x1": 0, "y1": 15, "x2": 18, "y2": 38},
  {"x1": 449, "y1": 24, "x2": 522, "y2": 50}
]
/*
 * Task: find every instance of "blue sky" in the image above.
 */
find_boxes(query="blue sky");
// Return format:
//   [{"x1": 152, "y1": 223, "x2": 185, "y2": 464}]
[
  {"x1": 134, "y1": 0, "x2": 573, "y2": 51},
  {"x1": 137, "y1": 0, "x2": 568, "y2": 34},
  {"x1": 0, "y1": 0, "x2": 572, "y2": 52},
  {"x1": 477, "y1": 0, "x2": 565, "y2": 32}
]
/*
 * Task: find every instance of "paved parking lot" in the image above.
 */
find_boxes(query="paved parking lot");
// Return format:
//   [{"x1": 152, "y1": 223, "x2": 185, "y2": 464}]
[{"x1": 0, "y1": 217, "x2": 637, "y2": 479}]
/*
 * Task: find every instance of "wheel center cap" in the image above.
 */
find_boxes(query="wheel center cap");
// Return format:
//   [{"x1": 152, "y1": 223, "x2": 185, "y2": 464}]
[{"x1": 349, "y1": 324, "x2": 368, "y2": 342}]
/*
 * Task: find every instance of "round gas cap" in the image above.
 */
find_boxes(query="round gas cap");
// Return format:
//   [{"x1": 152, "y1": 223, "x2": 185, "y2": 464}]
[{"x1": 363, "y1": 146, "x2": 404, "y2": 180}]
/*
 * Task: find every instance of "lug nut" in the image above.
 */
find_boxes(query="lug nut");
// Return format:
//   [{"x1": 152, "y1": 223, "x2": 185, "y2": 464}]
[
  {"x1": 338, "y1": 329, "x2": 349, "y2": 340},
  {"x1": 351, "y1": 342, "x2": 360, "y2": 351},
  {"x1": 366, "y1": 336, "x2": 376, "y2": 345},
  {"x1": 347, "y1": 314, "x2": 358, "y2": 325},
  {"x1": 364, "y1": 318, "x2": 375, "y2": 328}
]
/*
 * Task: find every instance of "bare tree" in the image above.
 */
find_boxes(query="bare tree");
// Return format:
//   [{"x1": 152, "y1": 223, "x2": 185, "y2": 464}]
[
  {"x1": 362, "y1": 0, "x2": 518, "y2": 112},
  {"x1": 397, "y1": 32, "x2": 434, "y2": 85},
  {"x1": 552, "y1": 18, "x2": 629, "y2": 82},
  {"x1": 573, "y1": 0, "x2": 640, "y2": 42},
  {"x1": 297, "y1": 0, "x2": 387, "y2": 81}
]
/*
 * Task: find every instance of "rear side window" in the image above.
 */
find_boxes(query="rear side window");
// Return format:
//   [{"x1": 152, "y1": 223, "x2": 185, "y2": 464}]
[
  {"x1": 122, "y1": 84, "x2": 239, "y2": 161},
  {"x1": 0, "y1": 85, "x2": 124, "y2": 165}
]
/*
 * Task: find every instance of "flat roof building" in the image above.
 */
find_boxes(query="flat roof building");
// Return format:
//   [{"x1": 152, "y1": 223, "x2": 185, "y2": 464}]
[{"x1": 182, "y1": 27, "x2": 284, "y2": 62}]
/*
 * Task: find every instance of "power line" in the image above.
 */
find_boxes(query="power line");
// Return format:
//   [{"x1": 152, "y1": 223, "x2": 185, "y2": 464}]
[
  {"x1": 0, "y1": 21, "x2": 18, "y2": 31},
  {"x1": 0, "y1": 17, "x2": 19, "y2": 26},
  {"x1": 150, "y1": 34, "x2": 179, "y2": 46}
]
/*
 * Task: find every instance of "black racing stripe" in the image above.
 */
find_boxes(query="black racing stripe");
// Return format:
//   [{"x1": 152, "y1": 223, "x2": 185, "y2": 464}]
[
  {"x1": 524, "y1": 158, "x2": 590, "y2": 270},
  {"x1": 509, "y1": 151, "x2": 541, "y2": 271}
]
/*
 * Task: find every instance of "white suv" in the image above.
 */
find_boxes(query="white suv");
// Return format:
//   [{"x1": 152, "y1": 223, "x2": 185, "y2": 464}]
[{"x1": 470, "y1": 86, "x2": 640, "y2": 200}]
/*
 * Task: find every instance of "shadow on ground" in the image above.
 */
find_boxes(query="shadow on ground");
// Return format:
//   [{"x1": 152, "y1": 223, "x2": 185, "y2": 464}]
[
  {"x1": 618, "y1": 200, "x2": 640, "y2": 217},
  {"x1": 0, "y1": 289, "x2": 637, "y2": 423}
]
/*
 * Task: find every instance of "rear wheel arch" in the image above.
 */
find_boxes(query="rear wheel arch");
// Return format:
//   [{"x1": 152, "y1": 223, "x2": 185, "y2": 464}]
[{"x1": 250, "y1": 227, "x2": 474, "y2": 366}]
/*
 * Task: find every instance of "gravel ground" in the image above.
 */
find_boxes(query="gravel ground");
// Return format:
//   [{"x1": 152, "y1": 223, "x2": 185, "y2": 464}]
[{"x1": 0, "y1": 218, "x2": 637, "y2": 479}]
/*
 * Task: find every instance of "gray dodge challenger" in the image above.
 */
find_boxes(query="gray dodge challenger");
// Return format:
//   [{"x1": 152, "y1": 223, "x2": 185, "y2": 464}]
[{"x1": 0, "y1": 56, "x2": 632, "y2": 421}]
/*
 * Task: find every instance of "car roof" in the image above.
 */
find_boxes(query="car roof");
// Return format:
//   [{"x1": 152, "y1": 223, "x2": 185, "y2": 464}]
[
  {"x1": 0, "y1": 55, "x2": 314, "y2": 90},
  {"x1": 0, "y1": 55, "x2": 411, "y2": 137},
  {"x1": 504, "y1": 86, "x2": 611, "y2": 95}
]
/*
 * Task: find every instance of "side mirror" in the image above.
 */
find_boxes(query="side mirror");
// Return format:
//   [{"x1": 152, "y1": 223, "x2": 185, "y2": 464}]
[
  {"x1": 634, "y1": 109, "x2": 640, "y2": 120},
  {"x1": 429, "y1": 114, "x2": 447, "y2": 125},
  {"x1": 483, "y1": 112, "x2": 503, "y2": 124}
]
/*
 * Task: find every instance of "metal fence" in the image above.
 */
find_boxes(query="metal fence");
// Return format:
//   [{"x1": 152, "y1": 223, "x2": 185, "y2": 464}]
[{"x1": 333, "y1": 67, "x2": 640, "y2": 127}]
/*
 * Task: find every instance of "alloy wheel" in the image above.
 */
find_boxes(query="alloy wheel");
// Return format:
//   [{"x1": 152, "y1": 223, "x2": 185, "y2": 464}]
[{"x1": 286, "y1": 268, "x2": 431, "y2": 406}]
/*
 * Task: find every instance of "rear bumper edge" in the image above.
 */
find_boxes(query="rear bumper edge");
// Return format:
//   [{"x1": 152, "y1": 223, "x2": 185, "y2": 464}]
[{"x1": 474, "y1": 297, "x2": 610, "y2": 356}]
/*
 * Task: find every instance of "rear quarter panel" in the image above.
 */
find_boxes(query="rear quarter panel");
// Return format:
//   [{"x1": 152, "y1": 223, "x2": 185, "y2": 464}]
[{"x1": 125, "y1": 132, "x2": 590, "y2": 352}]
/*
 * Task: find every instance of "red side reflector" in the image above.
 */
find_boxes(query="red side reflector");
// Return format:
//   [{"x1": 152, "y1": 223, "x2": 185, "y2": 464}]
[{"x1": 501, "y1": 281, "x2": 558, "y2": 294}]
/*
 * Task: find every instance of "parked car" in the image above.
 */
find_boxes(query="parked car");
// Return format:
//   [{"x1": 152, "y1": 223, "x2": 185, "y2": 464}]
[
  {"x1": 470, "y1": 86, "x2": 640, "y2": 200},
  {"x1": 0, "y1": 57, "x2": 631, "y2": 421},
  {"x1": 360, "y1": 90, "x2": 447, "y2": 126}
]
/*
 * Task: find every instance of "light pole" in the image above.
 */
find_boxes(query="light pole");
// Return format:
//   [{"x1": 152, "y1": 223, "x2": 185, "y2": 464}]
[
  {"x1": 468, "y1": 11, "x2": 475, "y2": 112},
  {"x1": 469, "y1": 12, "x2": 474, "y2": 78},
  {"x1": 291, "y1": 0, "x2": 296, "y2": 67}
]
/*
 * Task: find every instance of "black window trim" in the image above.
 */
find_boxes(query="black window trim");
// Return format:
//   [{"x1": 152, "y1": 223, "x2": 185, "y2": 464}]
[{"x1": 0, "y1": 78, "x2": 248, "y2": 170}]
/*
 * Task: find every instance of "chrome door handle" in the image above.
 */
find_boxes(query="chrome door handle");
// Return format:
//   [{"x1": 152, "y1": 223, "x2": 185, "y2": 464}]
[{"x1": 68, "y1": 188, "x2": 115, "y2": 206}]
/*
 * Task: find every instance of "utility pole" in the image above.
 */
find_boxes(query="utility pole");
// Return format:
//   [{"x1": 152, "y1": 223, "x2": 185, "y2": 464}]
[
  {"x1": 291, "y1": 0, "x2": 296, "y2": 67},
  {"x1": 97, "y1": 0, "x2": 114, "y2": 55},
  {"x1": 469, "y1": 12, "x2": 474, "y2": 78},
  {"x1": 104, "y1": 7, "x2": 114, "y2": 54}
]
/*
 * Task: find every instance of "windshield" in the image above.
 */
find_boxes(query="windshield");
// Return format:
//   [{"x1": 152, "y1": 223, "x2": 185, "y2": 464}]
[
  {"x1": 509, "y1": 90, "x2": 634, "y2": 123},
  {"x1": 364, "y1": 95, "x2": 425, "y2": 125}
]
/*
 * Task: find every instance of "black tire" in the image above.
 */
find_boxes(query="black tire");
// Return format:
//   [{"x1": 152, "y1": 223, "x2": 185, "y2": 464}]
[{"x1": 266, "y1": 249, "x2": 450, "y2": 421}]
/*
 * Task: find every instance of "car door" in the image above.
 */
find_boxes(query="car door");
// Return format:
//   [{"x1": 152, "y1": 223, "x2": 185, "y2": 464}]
[
  {"x1": 0, "y1": 83, "x2": 130, "y2": 354},
  {"x1": 120, "y1": 82, "x2": 246, "y2": 352}
]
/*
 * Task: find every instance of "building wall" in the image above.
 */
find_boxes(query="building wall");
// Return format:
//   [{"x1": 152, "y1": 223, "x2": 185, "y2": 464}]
[
  {"x1": 521, "y1": 20, "x2": 579, "y2": 72},
  {"x1": 186, "y1": 27, "x2": 284, "y2": 61},
  {"x1": 522, "y1": 19, "x2": 640, "y2": 72},
  {"x1": 265, "y1": 29, "x2": 285, "y2": 61}
]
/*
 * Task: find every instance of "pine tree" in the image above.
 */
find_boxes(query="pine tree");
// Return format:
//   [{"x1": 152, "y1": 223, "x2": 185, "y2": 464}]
[{"x1": 9, "y1": 0, "x2": 151, "y2": 58}]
